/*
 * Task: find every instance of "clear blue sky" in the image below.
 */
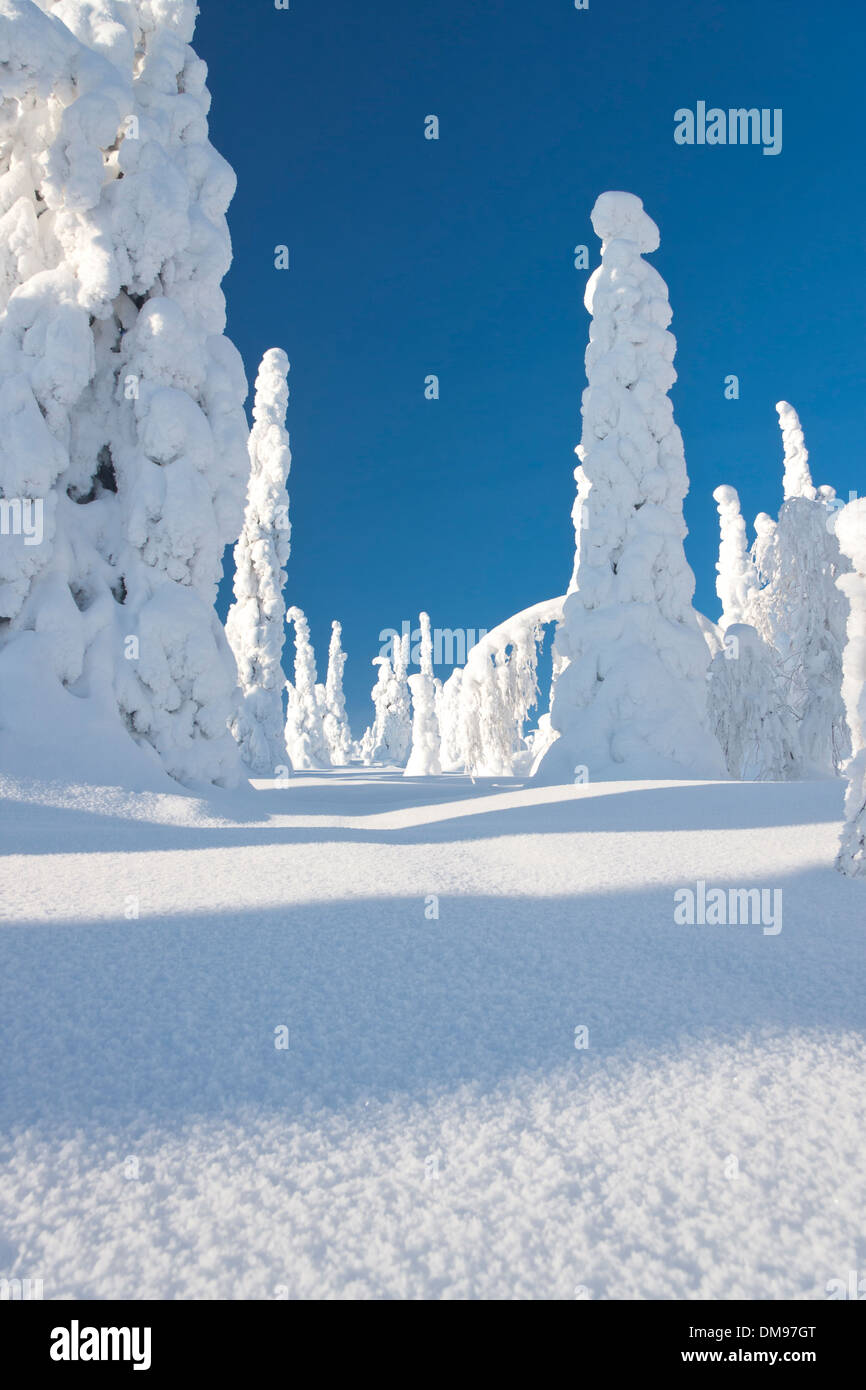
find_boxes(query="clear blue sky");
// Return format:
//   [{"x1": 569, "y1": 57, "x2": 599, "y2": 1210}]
[{"x1": 200, "y1": 0, "x2": 865, "y2": 729}]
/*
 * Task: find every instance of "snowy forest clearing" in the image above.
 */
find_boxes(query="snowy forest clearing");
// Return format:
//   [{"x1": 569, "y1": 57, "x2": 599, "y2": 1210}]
[{"x1": 1, "y1": 770, "x2": 863, "y2": 1300}]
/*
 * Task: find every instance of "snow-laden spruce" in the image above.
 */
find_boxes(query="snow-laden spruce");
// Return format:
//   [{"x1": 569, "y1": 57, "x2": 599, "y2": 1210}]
[
  {"x1": 226, "y1": 350, "x2": 291, "y2": 774},
  {"x1": 746, "y1": 404, "x2": 850, "y2": 776},
  {"x1": 0, "y1": 0, "x2": 250, "y2": 787},
  {"x1": 835, "y1": 499, "x2": 866, "y2": 876},
  {"x1": 322, "y1": 620, "x2": 353, "y2": 765},
  {"x1": 709, "y1": 484, "x2": 800, "y2": 779},
  {"x1": 777, "y1": 401, "x2": 816, "y2": 502},
  {"x1": 360, "y1": 629, "x2": 412, "y2": 766},
  {"x1": 536, "y1": 192, "x2": 725, "y2": 782},
  {"x1": 439, "y1": 597, "x2": 561, "y2": 776},
  {"x1": 284, "y1": 607, "x2": 329, "y2": 770},
  {"x1": 712, "y1": 485, "x2": 758, "y2": 626},
  {"x1": 708, "y1": 625, "x2": 800, "y2": 781},
  {"x1": 404, "y1": 612, "x2": 441, "y2": 775}
]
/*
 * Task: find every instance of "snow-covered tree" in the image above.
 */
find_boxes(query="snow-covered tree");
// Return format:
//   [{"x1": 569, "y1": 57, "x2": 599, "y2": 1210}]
[
  {"x1": 713, "y1": 485, "x2": 758, "y2": 626},
  {"x1": 835, "y1": 499, "x2": 866, "y2": 876},
  {"x1": 745, "y1": 404, "x2": 851, "y2": 776},
  {"x1": 708, "y1": 624, "x2": 800, "y2": 781},
  {"x1": 322, "y1": 620, "x2": 352, "y2": 765},
  {"x1": 0, "y1": 0, "x2": 250, "y2": 788},
  {"x1": 225, "y1": 349, "x2": 291, "y2": 774},
  {"x1": 284, "y1": 607, "x2": 329, "y2": 769},
  {"x1": 360, "y1": 629, "x2": 412, "y2": 766},
  {"x1": 777, "y1": 400, "x2": 816, "y2": 502},
  {"x1": 536, "y1": 191, "x2": 725, "y2": 782},
  {"x1": 404, "y1": 612, "x2": 441, "y2": 775}
]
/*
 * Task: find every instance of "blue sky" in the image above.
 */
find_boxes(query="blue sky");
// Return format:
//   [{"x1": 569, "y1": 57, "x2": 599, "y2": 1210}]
[{"x1": 199, "y1": 0, "x2": 865, "y2": 728}]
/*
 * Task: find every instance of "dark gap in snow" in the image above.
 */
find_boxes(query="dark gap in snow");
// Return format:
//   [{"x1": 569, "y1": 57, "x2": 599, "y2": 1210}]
[
  {"x1": 96, "y1": 446, "x2": 117, "y2": 493},
  {"x1": 112, "y1": 577, "x2": 127, "y2": 605}
]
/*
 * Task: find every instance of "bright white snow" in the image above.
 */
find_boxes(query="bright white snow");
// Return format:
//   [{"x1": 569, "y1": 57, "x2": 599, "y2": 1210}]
[{"x1": 0, "y1": 768, "x2": 863, "y2": 1300}]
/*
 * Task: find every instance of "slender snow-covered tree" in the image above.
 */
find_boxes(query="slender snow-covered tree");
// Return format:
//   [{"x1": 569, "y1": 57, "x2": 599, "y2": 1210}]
[
  {"x1": 0, "y1": 0, "x2": 250, "y2": 788},
  {"x1": 322, "y1": 620, "x2": 352, "y2": 765},
  {"x1": 713, "y1": 485, "x2": 758, "y2": 626},
  {"x1": 536, "y1": 191, "x2": 725, "y2": 782},
  {"x1": 226, "y1": 349, "x2": 291, "y2": 774},
  {"x1": 745, "y1": 404, "x2": 851, "y2": 776},
  {"x1": 835, "y1": 499, "x2": 866, "y2": 876},
  {"x1": 360, "y1": 628, "x2": 412, "y2": 766},
  {"x1": 405, "y1": 612, "x2": 441, "y2": 775},
  {"x1": 284, "y1": 607, "x2": 329, "y2": 769},
  {"x1": 708, "y1": 625, "x2": 800, "y2": 781},
  {"x1": 777, "y1": 400, "x2": 816, "y2": 502}
]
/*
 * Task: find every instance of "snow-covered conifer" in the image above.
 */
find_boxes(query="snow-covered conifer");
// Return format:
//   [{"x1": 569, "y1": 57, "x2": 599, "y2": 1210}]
[
  {"x1": 361, "y1": 629, "x2": 412, "y2": 766},
  {"x1": 777, "y1": 401, "x2": 816, "y2": 502},
  {"x1": 708, "y1": 624, "x2": 800, "y2": 780},
  {"x1": 745, "y1": 407, "x2": 850, "y2": 776},
  {"x1": 0, "y1": 0, "x2": 249, "y2": 787},
  {"x1": 536, "y1": 192, "x2": 725, "y2": 782},
  {"x1": 226, "y1": 349, "x2": 291, "y2": 774},
  {"x1": 284, "y1": 606, "x2": 329, "y2": 769},
  {"x1": 404, "y1": 612, "x2": 441, "y2": 775},
  {"x1": 834, "y1": 499, "x2": 866, "y2": 875},
  {"x1": 322, "y1": 620, "x2": 352, "y2": 765},
  {"x1": 713, "y1": 485, "x2": 758, "y2": 626}
]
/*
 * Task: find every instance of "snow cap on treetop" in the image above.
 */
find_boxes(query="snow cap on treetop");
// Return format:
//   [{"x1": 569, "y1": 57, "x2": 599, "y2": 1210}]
[
  {"x1": 775, "y1": 400, "x2": 816, "y2": 501},
  {"x1": 590, "y1": 191, "x2": 660, "y2": 253}
]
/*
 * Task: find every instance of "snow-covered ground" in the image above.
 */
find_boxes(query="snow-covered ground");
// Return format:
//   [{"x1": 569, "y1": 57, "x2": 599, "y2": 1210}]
[{"x1": 0, "y1": 769, "x2": 864, "y2": 1300}]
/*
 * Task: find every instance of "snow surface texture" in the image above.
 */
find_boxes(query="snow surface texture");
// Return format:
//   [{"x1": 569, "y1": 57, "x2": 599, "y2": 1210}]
[
  {"x1": 1, "y1": 769, "x2": 864, "y2": 1299},
  {"x1": 538, "y1": 192, "x2": 725, "y2": 784},
  {"x1": 226, "y1": 349, "x2": 291, "y2": 775},
  {"x1": 835, "y1": 498, "x2": 866, "y2": 876},
  {"x1": 0, "y1": 0, "x2": 249, "y2": 788}
]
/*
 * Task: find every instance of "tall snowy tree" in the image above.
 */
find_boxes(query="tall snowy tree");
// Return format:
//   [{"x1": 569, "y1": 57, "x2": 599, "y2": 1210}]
[
  {"x1": 225, "y1": 349, "x2": 291, "y2": 774},
  {"x1": 284, "y1": 607, "x2": 329, "y2": 770},
  {"x1": 360, "y1": 628, "x2": 412, "y2": 766},
  {"x1": 0, "y1": 0, "x2": 249, "y2": 788},
  {"x1": 835, "y1": 499, "x2": 866, "y2": 876},
  {"x1": 536, "y1": 191, "x2": 725, "y2": 782},
  {"x1": 746, "y1": 404, "x2": 850, "y2": 776},
  {"x1": 712, "y1": 485, "x2": 758, "y2": 626},
  {"x1": 708, "y1": 625, "x2": 800, "y2": 781},
  {"x1": 322, "y1": 619, "x2": 352, "y2": 765},
  {"x1": 710, "y1": 483, "x2": 801, "y2": 778},
  {"x1": 404, "y1": 611, "x2": 441, "y2": 775}
]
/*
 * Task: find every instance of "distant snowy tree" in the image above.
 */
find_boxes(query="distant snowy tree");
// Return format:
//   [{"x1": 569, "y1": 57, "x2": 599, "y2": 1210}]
[
  {"x1": 536, "y1": 192, "x2": 725, "y2": 782},
  {"x1": 405, "y1": 612, "x2": 441, "y2": 775},
  {"x1": 322, "y1": 620, "x2": 352, "y2": 765},
  {"x1": 746, "y1": 405, "x2": 851, "y2": 776},
  {"x1": 284, "y1": 607, "x2": 329, "y2": 769},
  {"x1": 436, "y1": 666, "x2": 464, "y2": 772},
  {"x1": 835, "y1": 499, "x2": 866, "y2": 876},
  {"x1": 708, "y1": 625, "x2": 800, "y2": 781},
  {"x1": 360, "y1": 629, "x2": 412, "y2": 766},
  {"x1": 777, "y1": 400, "x2": 816, "y2": 502},
  {"x1": 0, "y1": 0, "x2": 249, "y2": 787},
  {"x1": 713, "y1": 485, "x2": 758, "y2": 626},
  {"x1": 225, "y1": 349, "x2": 291, "y2": 774}
]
